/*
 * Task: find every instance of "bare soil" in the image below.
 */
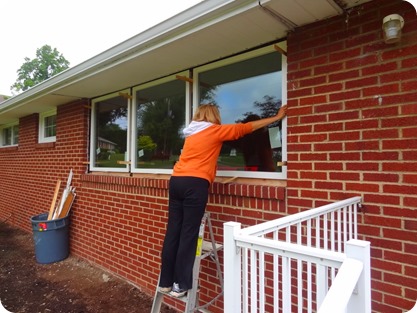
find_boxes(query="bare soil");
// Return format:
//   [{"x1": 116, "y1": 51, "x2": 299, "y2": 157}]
[{"x1": 0, "y1": 222, "x2": 176, "y2": 313}]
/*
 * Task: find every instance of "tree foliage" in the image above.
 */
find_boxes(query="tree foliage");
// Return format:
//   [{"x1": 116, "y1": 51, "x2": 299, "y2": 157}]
[{"x1": 11, "y1": 45, "x2": 70, "y2": 93}]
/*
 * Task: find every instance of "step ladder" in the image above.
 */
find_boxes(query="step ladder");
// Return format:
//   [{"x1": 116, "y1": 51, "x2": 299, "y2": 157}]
[{"x1": 151, "y1": 212, "x2": 224, "y2": 313}]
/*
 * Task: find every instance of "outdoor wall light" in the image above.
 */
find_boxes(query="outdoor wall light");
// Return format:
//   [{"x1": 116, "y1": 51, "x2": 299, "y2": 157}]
[{"x1": 382, "y1": 14, "x2": 405, "y2": 44}]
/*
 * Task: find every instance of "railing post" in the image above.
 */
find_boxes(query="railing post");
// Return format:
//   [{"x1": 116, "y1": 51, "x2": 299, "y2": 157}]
[
  {"x1": 346, "y1": 239, "x2": 371, "y2": 313},
  {"x1": 224, "y1": 222, "x2": 242, "y2": 313}
]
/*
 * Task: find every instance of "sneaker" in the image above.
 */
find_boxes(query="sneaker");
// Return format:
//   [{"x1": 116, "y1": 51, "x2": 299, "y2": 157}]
[
  {"x1": 158, "y1": 286, "x2": 172, "y2": 293},
  {"x1": 169, "y1": 282, "x2": 187, "y2": 298}
]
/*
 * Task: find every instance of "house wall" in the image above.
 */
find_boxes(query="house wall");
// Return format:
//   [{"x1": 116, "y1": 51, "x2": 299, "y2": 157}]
[
  {"x1": 286, "y1": 0, "x2": 417, "y2": 311},
  {"x1": 0, "y1": 0, "x2": 416, "y2": 312},
  {"x1": 0, "y1": 101, "x2": 88, "y2": 230},
  {"x1": 0, "y1": 98, "x2": 286, "y2": 312}
]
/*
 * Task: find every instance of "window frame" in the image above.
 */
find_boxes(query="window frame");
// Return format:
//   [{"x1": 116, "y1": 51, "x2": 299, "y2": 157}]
[
  {"x1": 130, "y1": 72, "x2": 191, "y2": 174},
  {"x1": 89, "y1": 89, "x2": 131, "y2": 173},
  {"x1": 38, "y1": 109, "x2": 57, "y2": 143},
  {"x1": 193, "y1": 44, "x2": 287, "y2": 180},
  {"x1": 88, "y1": 43, "x2": 287, "y2": 180},
  {"x1": 0, "y1": 122, "x2": 19, "y2": 147}
]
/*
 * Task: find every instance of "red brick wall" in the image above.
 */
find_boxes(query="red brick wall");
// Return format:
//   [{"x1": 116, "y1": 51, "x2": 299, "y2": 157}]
[
  {"x1": 1, "y1": 1, "x2": 416, "y2": 312},
  {"x1": 70, "y1": 174, "x2": 285, "y2": 312},
  {"x1": 0, "y1": 101, "x2": 88, "y2": 230},
  {"x1": 286, "y1": 0, "x2": 417, "y2": 311}
]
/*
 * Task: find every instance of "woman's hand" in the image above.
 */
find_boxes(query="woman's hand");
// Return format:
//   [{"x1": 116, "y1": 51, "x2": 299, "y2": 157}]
[
  {"x1": 250, "y1": 104, "x2": 288, "y2": 132},
  {"x1": 276, "y1": 105, "x2": 287, "y2": 120}
]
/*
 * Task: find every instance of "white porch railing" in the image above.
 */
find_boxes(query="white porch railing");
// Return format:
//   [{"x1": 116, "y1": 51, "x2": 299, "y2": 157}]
[{"x1": 223, "y1": 196, "x2": 371, "y2": 313}]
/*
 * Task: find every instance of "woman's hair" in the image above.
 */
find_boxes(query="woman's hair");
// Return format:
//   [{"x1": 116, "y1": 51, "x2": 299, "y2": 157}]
[{"x1": 192, "y1": 104, "x2": 221, "y2": 124}]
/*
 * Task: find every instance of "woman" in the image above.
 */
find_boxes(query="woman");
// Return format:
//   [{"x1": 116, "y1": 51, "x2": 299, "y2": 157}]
[{"x1": 158, "y1": 103, "x2": 287, "y2": 297}]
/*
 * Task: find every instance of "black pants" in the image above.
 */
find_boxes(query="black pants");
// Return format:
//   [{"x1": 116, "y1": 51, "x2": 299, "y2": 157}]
[{"x1": 159, "y1": 176, "x2": 209, "y2": 290}]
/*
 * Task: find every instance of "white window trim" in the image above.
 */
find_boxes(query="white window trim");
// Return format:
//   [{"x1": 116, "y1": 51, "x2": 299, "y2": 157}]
[
  {"x1": 38, "y1": 109, "x2": 57, "y2": 143},
  {"x1": 0, "y1": 121, "x2": 19, "y2": 147},
  {"x1": 89, "y1": 89, "x2": 131, "y2": 173},
  {"x1": 193, "y1": 43, "x2": 287, "y2": 180},
  {"x1": 131, "y1": 71, "x2": 191, "y2": 174}
]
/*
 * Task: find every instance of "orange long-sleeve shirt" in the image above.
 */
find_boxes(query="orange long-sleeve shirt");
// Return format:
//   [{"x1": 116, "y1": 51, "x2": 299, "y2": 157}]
[{"x1": 172, "y1": 122, "x2": 253, "y2": 184}]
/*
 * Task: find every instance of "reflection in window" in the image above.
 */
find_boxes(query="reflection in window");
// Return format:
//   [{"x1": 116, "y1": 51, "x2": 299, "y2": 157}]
[
  {"x1": 44, "y1": 115, "x2": 56, "y2": 138},
  {"x1": 199, "y1": 51, "x2": 283, "y2": 173},
  {"x1": 1, "y1": 124, "x2": 19, "y2": 146},
  {"x1": 39, "y1": 110, "x2": 56, "y2": 143},
  {"x1": 93, "y1": 94, "x2": 128, "y2": 168},
  {"x1": 135, "y1": 79, "x2": 186, "y2": 169}
]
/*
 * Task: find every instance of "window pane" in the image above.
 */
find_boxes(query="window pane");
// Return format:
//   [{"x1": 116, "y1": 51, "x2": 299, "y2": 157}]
[
  {"x1": 94, "y1": 94, "x2": 128, "y2": 168},
  {"x1": 2, "y1": 127, "x2": 11, "y2": 146},
  {"x1": 199, "y1": 51, "x2": 283, "y2": 173},
  {"x1": 12, "y1": 125, "x2": 19, "y2": 144},
  {"x1": 44, "y1": 115, "x2": 56, "y2": 137},
  {"x1": 135, "y1": 79, "x2": 186, "y2": 169}
]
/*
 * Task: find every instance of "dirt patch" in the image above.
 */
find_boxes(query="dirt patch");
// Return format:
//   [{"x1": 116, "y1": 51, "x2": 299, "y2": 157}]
[{"x1": 0, "y1": 222, "x2": 176, "y2": 313}]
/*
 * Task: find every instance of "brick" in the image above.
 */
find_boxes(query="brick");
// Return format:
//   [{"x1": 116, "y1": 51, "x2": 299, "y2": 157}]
[
  {"x1": 383, "y1": 184, "x2": 417, "y2": 195},
  {"x1": 402, "y1": 80, "x2": 417, "y2": 92},
  {"x1": 314, "y1": 62, "x2": 343, "y2": 75},
  {"x1": 402, "y1": 57, "x2": 417, "y2": 68},
  {"x1": 314, "y1": 142, "x2": 343, "y2": 151},
  {"x1": 404, "y1": 174, "x2": 417, "y2": 184},
  {"x1": 329, "y1": 90, "x2": 361, "y2": 102},
  {"x1": 314, "y1": 181, "x2": 343, "y2": 190},
  {"x1": 363, "y1": 173, "x2": 399, "y2": 183},
  {"x1": 329, "y1": 70, "x2": 359, "y2": 82},
  {"x1": 329, "y1": 152, "x2": 360, "y2": 161},
  {"x1": 383, "y1": 139, "x2": 417, "y2": 150},
  {"x1": 314, "y1": 83, "x2": 343, "y2": 94},
  {"x1": 314, "y1": 162, "x2": 344, "y2": 171},
  {"x1": 345, "y1": 76, "x2": 378, "y2": 89},
  {"x1": 329, "y1": 131, "x2": 360, "y2": 141},
  {"x1": 363, "y1": 193, "x2": 400, "y2": 205},
  {"x1": 329, "y1": 110, "x2": 360, "y2": 121},
  {"x1": 314, "y1": 122, "x2": 343, "y2": 133},
  {"x1": 329, "y1": 172, "x2": 360, "y2": 181},
  {"x1": 346, "y1": 54, "x2": 378, "y2": 69},
  {"x1": 362, "y1": 151, "x2": 399, "y2": 161},
  {"x1": 363, "y1": 129, "x2": 399, "y2": 140},
  {"x1": 342, "y1": 140, "x2": 380, "y2": 151}
]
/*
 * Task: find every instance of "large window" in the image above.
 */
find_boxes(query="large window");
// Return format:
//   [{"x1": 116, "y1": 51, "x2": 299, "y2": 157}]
[
  {"x1": 0, "y1": 122, "x2": 19, "y2": 147},
  {"x1": 89, "y1": 44, "x2": 286, "y2": 179},
  {"x1": 90, "y1": 91, "x2": 129, "y2": 172},
  {"x1": 194, "y1": 46, "x2": 287, "y2": 179},
  {"x1": 39, "y1": 110, "x2": 56, "y2": 143},
  {"x1": 132, "y1": 75, "x2": 188, "y2": 174}
]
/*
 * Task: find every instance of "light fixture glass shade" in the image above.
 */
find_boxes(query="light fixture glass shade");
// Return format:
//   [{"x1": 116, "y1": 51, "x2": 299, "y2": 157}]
[{"x1": 382, "y1": 14, "x2": 405, "y2": 44}]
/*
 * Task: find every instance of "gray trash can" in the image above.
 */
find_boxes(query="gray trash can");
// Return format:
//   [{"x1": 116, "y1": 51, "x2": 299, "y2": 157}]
[{"x1": 30, "y1": 212, "x2": 70, "y2": 264}]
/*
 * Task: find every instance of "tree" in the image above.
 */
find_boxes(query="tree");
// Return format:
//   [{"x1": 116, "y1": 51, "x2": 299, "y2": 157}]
[{"x1": 11, "y1": 45, "x2": 70, "y2": 93}]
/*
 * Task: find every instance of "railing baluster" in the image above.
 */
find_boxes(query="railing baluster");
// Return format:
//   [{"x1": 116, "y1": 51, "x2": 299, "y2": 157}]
[
  {"x1": 330, "y1": 211, "x2": 336, "y2": 280},
  {"x1": 243, "y1": 247, "x2": 249, "y2": 313},
  {"x1": 337, "y1": 209, "x2": 342, "y2": 252},
  {"x1": 343, "y1": 206, "x2": 348, "y2": 249},
  {"x1": 324, "y1": 213, "x2": 328, "y2": 250},
  {"x1": 250, "y1": 249, "x2": 257, "y2": 313},
  {"x1": 297, "y1": 224, "x2": 303, "y2": 313},
  {"x1": 273, "y1": 230, "x2": 279, "y2": 313},
  {"x1": 353, "y1": 203, "x2": 358, "y2": 239},
  {"x1": 260, "y1": 248, "x2": 265, "y2": 313},
  {"x1": 307, "y1": 219, "x2": 312, "y2": 313},
  {"x1": 348, "y1": 204, "x2": 353, "y2": 240}
]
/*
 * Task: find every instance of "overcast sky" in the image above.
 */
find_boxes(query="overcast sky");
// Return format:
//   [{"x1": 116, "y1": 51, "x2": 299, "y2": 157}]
[{"x1": 0, "y1": 0, "x2": 202, "y2": 96}]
